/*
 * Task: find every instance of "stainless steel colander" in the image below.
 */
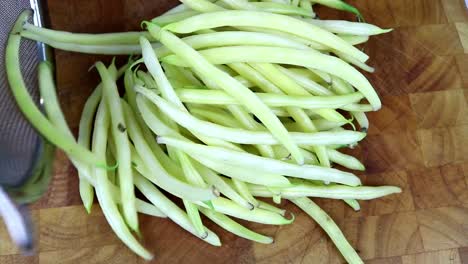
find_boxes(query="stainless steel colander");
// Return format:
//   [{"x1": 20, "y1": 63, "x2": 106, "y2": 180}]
[{"x1": 0, "y1": 0, "x2": 54, "y2": 253}]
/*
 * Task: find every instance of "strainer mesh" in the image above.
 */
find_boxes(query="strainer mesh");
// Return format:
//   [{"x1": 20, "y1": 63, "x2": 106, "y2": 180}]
[{"x1": 0, "y1": 1, "x2": 43, "y2": 187}]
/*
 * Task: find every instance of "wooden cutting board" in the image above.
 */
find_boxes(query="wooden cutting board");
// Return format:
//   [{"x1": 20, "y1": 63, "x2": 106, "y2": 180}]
[{"x1": 1, "y1": 0, "x2": 468, "y2": 263}]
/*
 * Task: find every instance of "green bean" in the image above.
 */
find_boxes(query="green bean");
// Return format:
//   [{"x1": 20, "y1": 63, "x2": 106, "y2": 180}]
[
  {"x1": 141, "y1": 37, "x2": 183, "y2": 107},
  {"x1": 20, "y1": 31, "x2": 157, "y2": 55},
  {"x1": 277, "y1": 65, "x2": 332, "y2": 96},
  {"x1": 163, "y1": 63, "x2": 195, "y2": 88},
  {"x1": 284, "y1": 67, "x2": 325, "y2": 83},
  {"x1": 122, "y1": 100, "x2": 217, "y2": 201},
  {"x1": 195, "y1": 155, "x2": 291, "y2": 186},
  {"x1": 77, "y1": 100, "x2": 167, "y2": 218},
  {"x1": 135, "y1": 73, "x2": 155, "y2": 91},
  {"x1": 134, "y1": 174, "x2": 221, "y2": 246},
  {"x1": 176, "y1": 89, "x2": 364, "y2": 109},
  {"x1": 291, "y1": 197, "x2": 363, "y2": 264},
  {"x1": 119, "y1": 136, "x2": 184, "y2": 186},
  {"x1": 352, "y1": 111, "x2": 369, "y2": 131},
  {"x1": 308, "y1": 68, "x2": 331, "y2": 83},
  {"x1": 38, "y1": 61, "x2": 95, "y2": 213},
  {"x1": 162, "y1": 46, "x2": 381, "y2": 110},
  {"x1": 106, "y1": 148, "x2": 167, "y2": 217},
  {"x1": 138, "y1": 86, "x2": 366, "y2": 145},
  {"x1": 331, "y1": 76, "x2": 354, "y2": 94},
  {"x1": 182, "y1": 87, "x2": 368, "y2": 117},
  {"x1": 176, "y1": 149, "x2": 208, "y2": 237},
  {"x1": 271, "y1": 108, "x2": 318, "y2": 118},
  {"x1": 236, "y1": 26, "x2": 329, "y2": 50},
  {"x1": 136, "y1": 200, "x2": 167, "y2": 217},
  {"x1": 140, "y1": 45, "x2": 219, "y2": 185},
  {"x1": 222, "y1": 104, "x2": 277, "y2": 158},
  {"x1": 341, "y1": 104, "x2": 373, "y2": 112},
  {"x1": 147, "y1": 24, "x2": 305, "y2": 164},
  {"x1": 285, "y1": 119, "x2": 347, "y2": 131},
  {"x1": 248, "y1": 183, "x2": 401, "y2": 200},
  {"x1": 158, "y1": 136, "x2": 361, "y2": 186},
  {"x1": 150, "y1": 34, "x2": 274, "y2": 158},
  {"x1": 252, "y1": 2, "x2": 312, "y2": 16},
  {"x1": 229, "y1": 62, "x2": 283, "y2": 93},
  {"x1": 309, "y1": 0, "x2": 362, "y2": 18},
  {"x1": 164, "y1": 11, "x2": 368, "y2": 62},
  {"x1": 300, "y1": 0, "x2": 316, "y2": 18},
  {"x1": 177, "y1": 152, "x2": 207, "y2": 187},
  {"x1": 327, "y1": 148, "x2": 365, "y2": 171},
  {"x1": 194, "y1": 162, "x2": 254, "y2": 209},
  {"x1": 137, "y1": 94, "x2": 245, "y2": 154},
  {"x1": 199, "y1": 208, "x2": 274, "y2": 243},
  {"x1": 221, "y1": 0, "x2": 314, "y2": 17},
  {"x1": 182, "y1": 0, "x2": 224, "y2": 12},
  {"x1": 344, "y1": 199, "x2": 360, "y2": 211},
  {"x1": 313, "y1": 119, "x2": 348, "y2": 131},
  {"x1": 257, "y1": 201, "x2": 286, "y2": 216},
  {"x1": 92, "y1": 101, "x2": 153, "y2": 260},
  {"x1": 186, "y1": 103, "x2": 260, "y2": 203},
  {"x1": 23, "y1": 23, "x2": 152, "y2": 45},
  {"x1": 179, "y1": 67, "x2": 204, "y2": 86},
  {"x1": 291, "y1": 0, "x2": 300, "y2": 6},
  {"x1": 263, "y1": 0, "x2": 290, "y2": 4},
  {"x1": 306, "y1": 19, "x2": 392, "y2": 36},
  {"x1": 251, "y1": 63, "x2": 346, "y2": 123},
  {"x1": 197, "y1": 197, "x2": 294, "y2": 225},
  {"x1": 183, "y1": 200, "x2": 207, "y2": 238},
  {"x1": 331, "y1": 76, "x2": 372, "y2": 113},
  {"x1": 339, "y1": 34, "x2": 369, "y2": 45},
  {"x1": 162, "y1": 3, "x2": 190, "y2": 15},
  {"x1": 152, "y1": 10, "x2": 201, "y2": 26},
  {"x1": 123, "y1": 68, "x2": 185, "y2": 178},
  {"x1": 231, "y1": 179, "x2": 259, "y2": 208},
  {"x1": 155, "y1": 31, "x2": 309, "y2": 58},
  {"x1": 214, "y1": 63, "x2": 238, "y2": 76},
  {"x1": 95, "y1": 62, "x2": 138, "y2": 231},
  {"x1": 271, "y1": 146, "x2": 319, "y2": 165},
  {"x1": 334, "y1": 50, "x2": 375, "y2": 73},
  {"x1": 175, "y1": 59, "x2": 277, "y2": 160},
  {"x1": 190, "y1": 107, "x2": 241, "y2": 128},
  {"x1": 5, "y1": 11, "x2": 105, "y2": 168}
]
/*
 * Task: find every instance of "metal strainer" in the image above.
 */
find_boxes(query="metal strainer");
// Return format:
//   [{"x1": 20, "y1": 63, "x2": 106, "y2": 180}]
[{"x1": 0, "y1": 0, "x2": 54, "y2": 253}]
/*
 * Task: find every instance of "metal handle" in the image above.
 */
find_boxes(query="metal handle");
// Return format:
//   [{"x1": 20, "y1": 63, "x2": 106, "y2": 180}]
[{"x1": 0, "y1": 187, "x2": 33, "y2": 253}]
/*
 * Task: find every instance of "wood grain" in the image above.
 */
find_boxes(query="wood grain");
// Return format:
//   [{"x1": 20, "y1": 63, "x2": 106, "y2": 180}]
[
  {"x1": 417, "y1": 206, "x2": 468, "y2": 251},
  {"x1": 401, "y1": 249, "x2": 461, "y2": 264},
  {"x1": 343, "y1": 211, "x2": 424, "y2": 260},
  {"x1": 418, "y1": 125, "x2": 468, "y2": 167},
  {"x1": 0, "y1": 0, "x2": 467, "y2": 263}
]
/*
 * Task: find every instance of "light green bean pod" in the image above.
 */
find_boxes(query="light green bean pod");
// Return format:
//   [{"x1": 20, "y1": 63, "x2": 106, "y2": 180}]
[
  {"x1": 95, "y1": 62, "x2": 138, "y2": 231},
  {"x1": 23, "y1": 22, "x2": 152, "y2": 45},
  {"x1": 135, "y1": 174, "x2": 221, "y2": 246},
  {"x1": 306, "y1": 19, "x2": 392, "y2": 36},
  {"x1": 158, "y1": 136, "x2": 362, "y2": 186},
  {"x1": 164, "y1": 10, "x2": 368, "y2": 62},
  {"x1": 137, "y1": 86, "x2": 366, "y2": 146},
  {"x1": 92, "y1": 101, "x2": 153, "y2": 260},
  {"x1": 309, "y1": 0, "x2": 362, "y2": 18},
  {"x1": 248, "y1": 183, "x2": 401, "y2": 200},
  {"x1": 197, "y1": 197, "x2": 294, "y2": 225},
  {"x1": 162, "y1": 46, "x2": 381, "y2": 110},
  {"x1": 291, "y1": 197, "x2": 363, "y2": 264},
  {"x1": 199, "y1": 208, "x2": 274, "y2": 244},
  {"x1": 147, "y1": 23, "x2": 305, "y2": 164}
]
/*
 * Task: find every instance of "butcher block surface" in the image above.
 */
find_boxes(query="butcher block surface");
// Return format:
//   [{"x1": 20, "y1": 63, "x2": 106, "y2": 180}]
[{"x1": 1, "y1": 0, "x2": 468, "y2": 263}]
